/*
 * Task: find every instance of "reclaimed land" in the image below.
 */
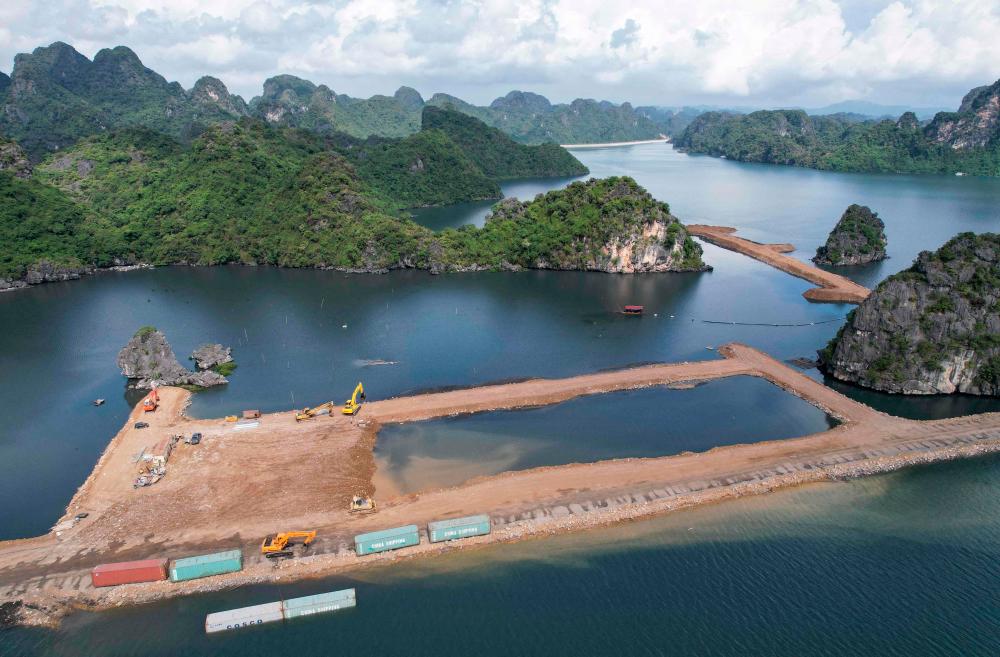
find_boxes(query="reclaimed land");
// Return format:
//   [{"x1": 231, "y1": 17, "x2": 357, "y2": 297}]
[
  {"x1": 3, "y1": 343, "x2": 1000, "y2": 626},
  {"x1": 687, "y1": 225, "x2": 872, "y2": 304}
]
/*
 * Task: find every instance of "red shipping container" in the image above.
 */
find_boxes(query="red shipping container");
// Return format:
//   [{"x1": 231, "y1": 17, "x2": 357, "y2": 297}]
[{"x1": 91, "y1": 559, "x2": 168, "y2": 587}]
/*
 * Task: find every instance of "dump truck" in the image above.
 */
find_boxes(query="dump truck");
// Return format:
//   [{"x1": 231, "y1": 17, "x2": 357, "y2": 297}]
[
  {"x1": 261, "y1": 531, "x2": 317, "y2": 559},
  {"x1": 342, "y1": 382, "x2": 365, "y2": 415}
]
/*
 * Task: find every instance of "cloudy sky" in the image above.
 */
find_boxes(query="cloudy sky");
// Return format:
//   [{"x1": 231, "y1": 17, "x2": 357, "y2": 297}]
[{"x1": 1, "y1": 0, "x2": 998, "y2": 109}]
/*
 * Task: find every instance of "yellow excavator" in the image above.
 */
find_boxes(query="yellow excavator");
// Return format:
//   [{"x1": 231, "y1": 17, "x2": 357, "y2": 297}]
[
  {"x1": 295, "y1": 401, "x2": 335, "y2": 422},
  {"x1": 261, "y1": 530, "x2": 317, "y2": 558},
  {"x1": 342, "y1": 382, "x2": 365, "y2": 415}
]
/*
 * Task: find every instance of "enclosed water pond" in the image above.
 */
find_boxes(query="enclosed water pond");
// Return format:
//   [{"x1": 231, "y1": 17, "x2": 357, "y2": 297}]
[{"x1": 373, "y1": 376, "x2": 836, "y2": 495}]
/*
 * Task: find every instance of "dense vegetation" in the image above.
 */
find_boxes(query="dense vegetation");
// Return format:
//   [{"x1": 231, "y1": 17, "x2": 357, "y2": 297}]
[
  {"x1": 676, "y1": 83, "x2": 1000, "y2": 176},
  {"x1": 820, "y1": 232, "x2": 1000, "y2": 395},
  {"x1": 2, "y1": 118, "x2": 702, "y2": 282},
  {"x1": 0, "y1": 171, "x2": 92, "y2": 278},
  {"x1": 349, "y1": 128, "x2": 502, "y2": 207},
  {"x1": 435, "y1": 177, "x2": 704, "y2": 271},
  {"x1": 421, "y1": 106, "x2": 588, "y2": 179}
]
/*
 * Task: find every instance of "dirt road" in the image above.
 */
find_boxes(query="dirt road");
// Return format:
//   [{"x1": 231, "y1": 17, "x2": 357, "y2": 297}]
[
  {"x1": 3, "y1": 343, "x2": 1000, "y2": 626},
  {"x1": 687, "y1": 225, "x2": 872, "y2": 303}
]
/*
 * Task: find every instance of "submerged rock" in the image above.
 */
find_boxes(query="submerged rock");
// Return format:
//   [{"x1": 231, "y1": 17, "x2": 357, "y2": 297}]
[
  {"x1": 813, "y1": 205, "x2": 887, "y2": 266},
  {"x1": 190, "y1": 343, "x2": 233, "y2": 370},
  {"x1": 820, "y1": 232, "x2": 1000, "y2": 395},
  {"x1": 117, "y1": 327, "x2": 227, "y2": 390}
]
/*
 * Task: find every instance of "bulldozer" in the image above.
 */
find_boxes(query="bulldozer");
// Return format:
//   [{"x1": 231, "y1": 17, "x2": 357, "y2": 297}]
[
  {"x1": 296, "y1": 401, "x2": 336, "y2": 422},
  {"x1": 350, "y1": 495, "x2": 377, "y2": 513},
  {"x1": 261, "y1": 530, "x2": 317, "y2": 559},
  {"x1": 342, "y1": 382, "x2": 365, "y2": 415}
]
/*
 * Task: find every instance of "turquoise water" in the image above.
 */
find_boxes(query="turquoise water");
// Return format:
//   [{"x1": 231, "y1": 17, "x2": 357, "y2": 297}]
[
  {"x1": 5, "y1": 454, "x2": 1000, "y2": 656},
  {"x1": 2, "y1": 144, "x2": 1000, "y2": 653},
  {"x1": 375, "y1": 377, "x2": 835, "y2": 494}
]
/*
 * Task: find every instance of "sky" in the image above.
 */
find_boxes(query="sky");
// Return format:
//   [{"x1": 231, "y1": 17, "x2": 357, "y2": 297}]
[{"x1": 1, "y1": 0, "x2": 998, "y2": 109}]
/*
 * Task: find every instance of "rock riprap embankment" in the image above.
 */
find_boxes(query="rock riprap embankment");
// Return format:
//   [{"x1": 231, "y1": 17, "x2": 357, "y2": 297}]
[
  {"x1": 813, "y1": 204, "x2": 887, "y2": 266},
  {"x1": 117, "y1": 327, "x2": 228, "y2": 389},
  {"x1": 190, "y1": 343, "x2": 233, "y2": 370},
  {"x1": 820, "y1": 232, "x2": 1000, "y2": 394}
]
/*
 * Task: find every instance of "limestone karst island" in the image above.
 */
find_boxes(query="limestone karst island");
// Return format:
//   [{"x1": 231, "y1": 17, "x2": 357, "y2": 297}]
[{"x1": 1, "y1": 2, "x2": 1000, "y2": 655}]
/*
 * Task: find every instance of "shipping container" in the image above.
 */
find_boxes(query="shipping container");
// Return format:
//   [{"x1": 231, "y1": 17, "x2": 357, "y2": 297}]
[
  {"x1": 354, "y1": 524, "x2": 420, "y2": 556},
  {"x1": 282, "y1": 588, "x2": 356, "y2": 619},
  {"x1": 205, "y1": 601, "x2": 284, "y2": 634},
  {"x1": 170, "y1": 549, "x2": 243, "y2": 583},
  {"x1": 91, "y1": 558, "x2": 168, "y2": 588},
  {"x1": 427, "y1": 514, "x2": 491, "y2": 543}
]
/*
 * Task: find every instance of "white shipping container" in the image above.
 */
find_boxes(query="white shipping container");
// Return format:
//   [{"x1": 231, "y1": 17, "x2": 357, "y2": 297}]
[{"x1": 205, "y1": 601, "x2": 283, "y2": 634}]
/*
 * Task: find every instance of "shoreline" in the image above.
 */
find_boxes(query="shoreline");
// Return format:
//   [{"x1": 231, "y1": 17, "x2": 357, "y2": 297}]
[
  {"x1": 9, "y1": 436, "x2": 1000, "y2": 629},
  {"x1": 562, "y1": 138, "x2": 669, "y2": 149},
  {"x1": 4, "y1": 343, "x2": 1000, "y2": 627}
]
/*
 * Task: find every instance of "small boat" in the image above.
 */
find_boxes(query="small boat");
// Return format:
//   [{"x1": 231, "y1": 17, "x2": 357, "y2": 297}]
[
  {"x1": 93, "y1": 398, "x2": 105, "y2": 406},
  {"x1": 623, "y1": 305, "x2": 644, "y2": 315}
]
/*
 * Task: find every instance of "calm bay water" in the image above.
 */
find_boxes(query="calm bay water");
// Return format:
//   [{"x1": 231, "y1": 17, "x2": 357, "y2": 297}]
[
  {"x1": 2, "y1": 144, "x2": 1000, "y2": 654},
  {"x1": 375, "y1": 377, "x2": 834, "y2": 495}
]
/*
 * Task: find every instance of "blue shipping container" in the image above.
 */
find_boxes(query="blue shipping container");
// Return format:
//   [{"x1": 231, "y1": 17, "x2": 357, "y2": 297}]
[
  {"x1": 427, "y1": 514, "x2": 491, "y2": 543},
  {"x1": 354, "y1": 525, "x2": 420, "y2": 555},
  {"x1": 170, "y1": 549, "x2": 243, "y2": 582}
]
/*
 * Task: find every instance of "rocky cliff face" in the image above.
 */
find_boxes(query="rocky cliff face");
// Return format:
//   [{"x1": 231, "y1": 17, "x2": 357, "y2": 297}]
[
  {"x1": 117, "y1": 328, "x2": 227, "y2": 389},
  {"x1": 926, "y1": 80, "x2": 1000, "y2": 150},
  {"x1": 820, "y1": 233, "x2": 1000, "y2": 395},
  {"x1": 0, "y1": 138, "x2": 31, "y2": 178},
  {"x1": 0, "y1": 42, "x2": 247, "y2": 159},
  {"x1": 813, "y1": 204, "x2": 887, "y2": 266},
  {"x1": 190, "y1": 343, "x2": 232, "y2": 370}
]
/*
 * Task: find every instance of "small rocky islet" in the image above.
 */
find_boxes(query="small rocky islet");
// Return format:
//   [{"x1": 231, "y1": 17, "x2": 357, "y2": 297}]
[
  {"x1": 813, "y1": 204, "x2": 887, "y2": 266},
  {"x1": 117, "y1": 327, "x2": 231, "y2": 390},
  {"x1": 820, "y1": 232, "x2": 1000, "y2": 395}
]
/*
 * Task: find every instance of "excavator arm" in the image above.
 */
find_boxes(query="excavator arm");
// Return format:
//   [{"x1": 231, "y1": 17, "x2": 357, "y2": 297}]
[
  {"x1": 342, "y1": 382, "x2": 365, "y2": 415},
  {"x1": 261, "y1": 530, "x2": 317, "y2": 558}
]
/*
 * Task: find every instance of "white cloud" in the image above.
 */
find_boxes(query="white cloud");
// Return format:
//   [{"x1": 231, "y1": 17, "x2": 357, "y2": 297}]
[{"x1": 1, "y1": 0, "x2": 998, "y2": 108}]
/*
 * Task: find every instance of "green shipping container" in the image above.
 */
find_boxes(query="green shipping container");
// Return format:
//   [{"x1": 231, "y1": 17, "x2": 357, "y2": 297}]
[
  {"x1": 170, "y1": 549, "x2": 243, "y2": 582},
  {"x1": 427, "y1": 514, "x2": 491, "y2": 543},
  {"x1": 354, "y1": 524, "x2": 420, "y2": 556},
  {"x1": 282, "y1": 588, "x2": 356, "y2": 619}
]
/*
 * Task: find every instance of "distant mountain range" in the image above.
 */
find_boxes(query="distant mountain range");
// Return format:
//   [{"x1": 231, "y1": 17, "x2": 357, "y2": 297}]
[
  {"x1": 0, "y1": 42, "x2": 677, "y2": 161},
  {"x1": 674, "y1": 80, "x2": 1000, "y2": 176},
  {"x1": 801, "y1": 100, "x2": 948, "y2": 121}
]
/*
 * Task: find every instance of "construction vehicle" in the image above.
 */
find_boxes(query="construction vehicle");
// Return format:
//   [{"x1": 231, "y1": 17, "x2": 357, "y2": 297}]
[
  {"x1": 296, "y1": 401, "x2": 336, "y2": 422},
  {"x1": 261, "y1": 531, "x2": 317, "y2": 559},
  {"x1": 142, "y1": 388, "x2": 159, "y2": 413},
  {"x1": 350, "y1": 496, "x2": 377, "y2": 513},
  {"x1": 342, "y1": 382, "x2": 365, "y2": 415}
]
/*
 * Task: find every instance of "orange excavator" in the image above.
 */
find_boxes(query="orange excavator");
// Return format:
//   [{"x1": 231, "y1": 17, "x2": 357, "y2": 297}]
[
  {"x1": 142, "y1": 387, "x2": 159, "y2": 413},
  {"x1": 261, "y1": 530, "x2": 317, "y2": 559}
]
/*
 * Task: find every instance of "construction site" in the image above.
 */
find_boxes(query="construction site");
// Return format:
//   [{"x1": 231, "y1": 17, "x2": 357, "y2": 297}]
[{"x1": 3, "y1": 341, "x2": 1000, "y2": 626}]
